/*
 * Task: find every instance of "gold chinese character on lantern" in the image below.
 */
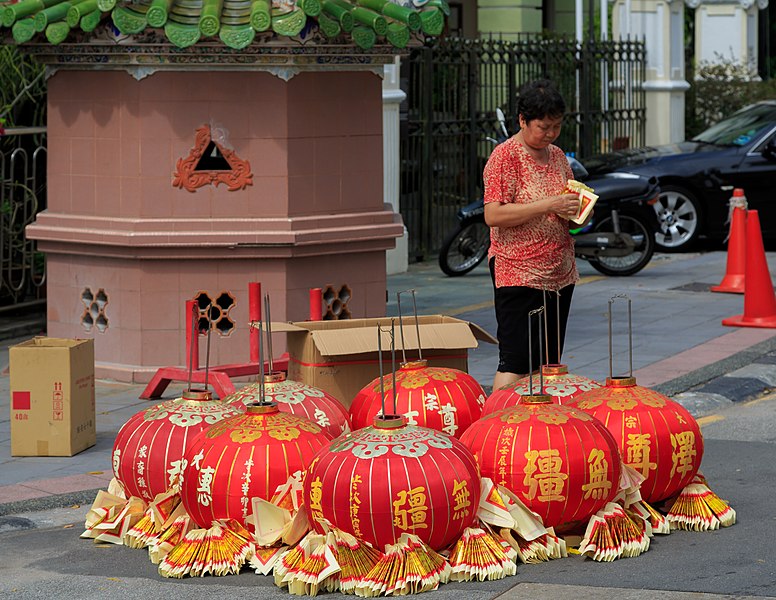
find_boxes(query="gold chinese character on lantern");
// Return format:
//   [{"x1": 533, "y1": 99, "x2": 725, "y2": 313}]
[
  {"x1": 626, "y1": 433, "x2": 657, "y2": 478},
  {"x1": 451, "y1": 479, "x2": 472, "y2": 520},
  {"x1": 393, "y1": 486, "x2": 429, "y2": 531},
  {"x1": 350, "y1": 474, "x2": 363, "y2": 537},
  {"x1": 670, "y1": 430, "x2": 697, "y2": 478},
  {"x1": 523, "y1": 449, "x2": 567, "y2": 502},
  {"x1": 581, "y1": 448, "x2": 612, "y2": 500},
  {"x1": 309, "y1": 476, "x2": 324, "y2": 522}
]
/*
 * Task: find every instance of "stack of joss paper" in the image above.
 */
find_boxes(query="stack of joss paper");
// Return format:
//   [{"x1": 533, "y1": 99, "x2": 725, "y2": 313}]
[
  {"x1": 353, "y1": 533, "x2": 451, "y2": 597},
  {"x1": 158, "y1": 518, "x2": 254, "y2": 578},
  {"x1": 447, "y1": 527, "x2": 517, "y2": 581},
  {"x1": 564, "y1": 179, "x2": 598, "y2": 225},
  {"x1": 81, "y1": 478, "x2": 146, "y2": 545},
  {"x1": 123, "y1": 489, "x2": 185, "y2": 549},
  {"x1": 476, "y1": 478, "x2": 567, "y2": 564},
  {"x1": 577, "y1": 502, "x2": 651, "y2": 562},
  {"x1": 663, "y1": 473, "x2": 736, "y2": 531},
  {"x1": 272, "y1": 525, "x2": 385, "y2": 596}
]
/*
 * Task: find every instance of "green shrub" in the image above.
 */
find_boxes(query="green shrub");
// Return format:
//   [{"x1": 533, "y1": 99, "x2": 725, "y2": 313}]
[{"x1": 686, "y1": 56, "x2": 776, "y2": 138}]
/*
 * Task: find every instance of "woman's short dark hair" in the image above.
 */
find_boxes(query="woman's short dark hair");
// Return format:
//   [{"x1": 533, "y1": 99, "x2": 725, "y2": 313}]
[{"x1": 517, "y1": 79, "x2": 566, "y2": 123}]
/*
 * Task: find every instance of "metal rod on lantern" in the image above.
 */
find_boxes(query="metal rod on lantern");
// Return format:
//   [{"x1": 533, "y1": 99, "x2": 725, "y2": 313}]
[
  {"x1": 204, "y1": 302, "x2": 213, "y2": 391},
  {"x1": 396, "y1": 292, "x2": 407, "y2": 365},
  {"x1": 187, "y1": 302, "x2": 198, "y2": 392},
  {"x1": 258, "y1": 319, "x2": 266, "y2": 403},
  {"x1": 411, "y1": 289, "x2": 422, "y2": 362},
  {"x1": 527, "y1": 307, "x2": 545, "y2": 395},
  {"x1": 378, "y1": 323, "x2": 385, "y2": 417},
  {"x1": 557, "y1": 292, "x2": 562, "y2": 364},
  {"x1": 264, "y1": 294, "x2": 274, "y2": 373},
  {"x1": 608, "y1": 294, "x2": 633, "y2": 378},
  {"x1": 390, "y1": 319, "x2": 399, "y2": 415},
  {"x1": 396, "y1": 289, "x2": 423, "y2": 363},
  {"x1": 542, "y1": 290, "x2": 549, "y2": 365}
]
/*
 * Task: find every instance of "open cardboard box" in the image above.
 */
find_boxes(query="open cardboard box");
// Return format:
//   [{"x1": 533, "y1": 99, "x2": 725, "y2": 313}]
[{"x1": 272, "y1": 315, "x2": 497, "y2": 408}]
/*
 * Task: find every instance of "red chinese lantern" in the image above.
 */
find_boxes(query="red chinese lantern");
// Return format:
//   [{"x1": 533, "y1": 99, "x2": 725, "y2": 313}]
[
  {"x1": 302, "y1": 415, "x2": 481, "y2": 551},
  {"x1": 460, "y1": 396, "x2": 622, "y2": 532},
  {"x1": 349, "y1": 360, "x2": 485, "y2": 438},
  {"x1": 112, "y1": 389, "x2": 243, "y2": 502},
  {"x1": 568, "y1": 376, "x2": 704, "y2": 503},
  {"x1": 225, "y1": 372, "x2": 350, "y2": 439},
  {"x1": 482, "y1": 364, "x2": 600, "y2": 415},
  {"x1": 180, "y1": 403, "x2": 332, "y2": 529}
]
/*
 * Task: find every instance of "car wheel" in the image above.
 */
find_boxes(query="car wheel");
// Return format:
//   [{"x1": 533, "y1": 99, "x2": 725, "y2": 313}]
[{"x1": 652, "y1": 186, "x2": 701, "y2": 252}]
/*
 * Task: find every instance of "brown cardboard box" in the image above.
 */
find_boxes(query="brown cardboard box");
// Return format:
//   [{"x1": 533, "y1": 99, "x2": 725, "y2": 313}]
[
  {"x1": 10, "y1": 337, "x2": 96, "y2": 456},
  {"x1": 276, "y1": 316, "x2": 497, "y2": 408}
]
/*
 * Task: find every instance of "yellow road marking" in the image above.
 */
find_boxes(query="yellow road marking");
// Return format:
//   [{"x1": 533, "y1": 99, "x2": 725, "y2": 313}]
[
  {"x1": 447, "y1": 300, "x2": 494, "y2": 316},
  {"x1": 698, "y1": 414, "x2": 725, "y2": 427},
  {"x1": 578, "y1": 274, "x2": 605, "y2": 285},
  {"x1": 741, "y1": 390, "x2": 776, "y2": 407}
]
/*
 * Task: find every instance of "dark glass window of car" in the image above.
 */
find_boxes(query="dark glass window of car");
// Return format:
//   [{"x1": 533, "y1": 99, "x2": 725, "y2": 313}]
[{"x1": 693, "y1": 103, "x2": 776, "y2": 146}]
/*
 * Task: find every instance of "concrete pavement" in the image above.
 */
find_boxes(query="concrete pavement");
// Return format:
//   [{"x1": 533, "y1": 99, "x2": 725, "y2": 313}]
[{"x1": 2, "y1": 250, "x2": 776, "y2": 515}]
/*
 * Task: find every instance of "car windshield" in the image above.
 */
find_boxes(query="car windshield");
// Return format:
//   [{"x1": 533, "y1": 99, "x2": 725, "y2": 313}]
[{"x1": 692, "y1": 103, "x2": 776, "y2": 146}]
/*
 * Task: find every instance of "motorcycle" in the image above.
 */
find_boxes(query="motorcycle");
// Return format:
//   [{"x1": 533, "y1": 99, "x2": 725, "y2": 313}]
[{"x1": 438, "y1": 110, "x2": 660, "y2": 277}]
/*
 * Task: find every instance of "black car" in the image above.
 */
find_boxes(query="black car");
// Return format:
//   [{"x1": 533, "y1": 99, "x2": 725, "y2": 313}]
[{"x1": 582, "y1": 100, "x2": 776, "y2": 251}]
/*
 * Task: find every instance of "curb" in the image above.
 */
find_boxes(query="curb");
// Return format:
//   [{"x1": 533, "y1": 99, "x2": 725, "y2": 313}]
[{"x1": 0, "y1": 488, "x2": 101, "y2": 517}]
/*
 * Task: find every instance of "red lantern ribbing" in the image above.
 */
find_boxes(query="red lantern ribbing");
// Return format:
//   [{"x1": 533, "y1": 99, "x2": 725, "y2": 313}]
[
  {"x1": 111, "y1": 389, "x2": 243, "y2": 501},
  {"x1": 180, "y1": 403, "x2": 332, "y2": 529},
  {"x1": 460, "y1": 395, "x2": 622, "y2": 532},
  {"x1": 226, "y1": 372, "x2": 350, "y2": 439},
  {"x1": 568, "y1": 376, "x2": 704, "y2": 503},
  {"x1": 482, "y1": 364, "x2": 601, "y2": 415},
  {"x1": 302, "y1": 415, "x2": 481, "y2": 551},
  {"x1": 349, "y1": 360, "x2": 485, "y2": 438}
]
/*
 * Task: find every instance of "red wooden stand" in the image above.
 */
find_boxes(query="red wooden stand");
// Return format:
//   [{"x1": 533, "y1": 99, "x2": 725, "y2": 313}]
[{"x1": 140, "y1": 283, "x2": 322, "y2": 400}]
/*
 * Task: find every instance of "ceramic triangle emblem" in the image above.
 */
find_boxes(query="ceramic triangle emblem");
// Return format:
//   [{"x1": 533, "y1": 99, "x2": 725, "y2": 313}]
[{"x1": 173, "y1": 124, "x2": 253, "y2": 192}]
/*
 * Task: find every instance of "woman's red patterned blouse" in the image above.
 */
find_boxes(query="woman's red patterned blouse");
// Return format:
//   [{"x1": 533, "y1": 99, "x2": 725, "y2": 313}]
[{"x1": 483, "y1": 136, "x2": 579, "y2": 291}]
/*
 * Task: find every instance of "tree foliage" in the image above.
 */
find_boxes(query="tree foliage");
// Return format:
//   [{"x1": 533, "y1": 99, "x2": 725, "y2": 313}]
[
  {"x1": 0, "y1": 44, "x2": 47, "y2": 130},
  {"x1": 686, "y1": 56, "x2": 776, "y2": 139}
]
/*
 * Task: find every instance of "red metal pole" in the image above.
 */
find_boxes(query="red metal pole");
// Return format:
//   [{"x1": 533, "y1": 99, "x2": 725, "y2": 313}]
[
  {"x1": 249, "y1": 282, "x2": 262, "y2": 363},
  {"x1": 185, "y1": 300, "x2": 199, "y2": 371},
  {"x1": 309, "y1": 288, "x2": 323, "y2": 321}
]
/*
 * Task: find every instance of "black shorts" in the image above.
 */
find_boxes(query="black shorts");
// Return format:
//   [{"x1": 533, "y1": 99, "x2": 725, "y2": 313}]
[{"x1": 489, "y1": 257, "x2": 575, "y2": 375}]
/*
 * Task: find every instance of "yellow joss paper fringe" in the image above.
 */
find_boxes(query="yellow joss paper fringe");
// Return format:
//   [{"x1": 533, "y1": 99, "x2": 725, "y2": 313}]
[
  {"x1": 123, "y1": 510, "x2": 158, "y2": 549},
  {"x1": 330, "y1": 527, "x2": 384, "y2": 594},
  {"x1": 501, "y1": 528, "x2": 567, "y2": 564},
  {"x1": 663, "y1": 475, "x2": 736, "y2": 531},
  {"x1": 578, "y1": 502, "x2": 650, "y2": 562},
  {"x1": 274, "y1": 532, "x2": 341, "y2": 596},
  {"x1": 447, "y1": 527, "x2": 517, "y2": 581},
  {"x1": 158, "y1": 519, "x2": 254, "y2": 578},
  {"x1": 630, "y1": 500, "x2": 670, "y2": 535},
  {"x1": 353, "y1": 533, "x2": 450, "y2": 597},
  {"x1": 148, "y1": 514, "x2": 193, "y2": 564},
  {"x1": 125, "y1": 491, "x2": 186, "y2": 549}
]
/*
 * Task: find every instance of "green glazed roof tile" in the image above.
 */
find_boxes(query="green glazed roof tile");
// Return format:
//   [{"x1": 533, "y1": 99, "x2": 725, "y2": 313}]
[{"x1": 0, "y1": 0, "x2": 447, "y2": 49}]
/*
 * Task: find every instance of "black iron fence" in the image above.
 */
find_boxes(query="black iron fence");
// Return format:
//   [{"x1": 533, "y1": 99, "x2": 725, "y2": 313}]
[
  {"x1": 0, "y1": 127, "x2": 47, "y2": 308},
  {"x1": 399, "y1": 36, "x2": 647, "y2": 261}
]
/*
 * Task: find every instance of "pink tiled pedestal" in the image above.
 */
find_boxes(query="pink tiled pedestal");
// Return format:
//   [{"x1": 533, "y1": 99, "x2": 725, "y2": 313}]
[{"x1": 27, "y1": 69, "x2": 401, "y2": 383}]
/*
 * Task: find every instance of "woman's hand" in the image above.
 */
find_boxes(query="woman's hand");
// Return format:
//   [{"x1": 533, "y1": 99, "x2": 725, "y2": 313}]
[{"x1": 545, "y1": 193, "x2": 581, "y2": 220}]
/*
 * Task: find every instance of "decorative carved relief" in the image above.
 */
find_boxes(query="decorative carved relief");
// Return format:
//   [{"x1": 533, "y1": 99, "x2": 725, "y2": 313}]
[{"x1": 173, "y1": 124, "x2": 253, "y2": 192}]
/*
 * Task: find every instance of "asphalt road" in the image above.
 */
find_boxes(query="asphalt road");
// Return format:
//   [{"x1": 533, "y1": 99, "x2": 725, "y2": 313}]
[{"x1": 1, "y1": 392, "x2": 775, "y2": 600}]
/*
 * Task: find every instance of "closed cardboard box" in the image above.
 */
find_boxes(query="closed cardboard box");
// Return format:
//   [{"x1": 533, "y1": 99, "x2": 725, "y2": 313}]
[
  {"x1": 10, "y1": 337, "x2": 96, "y2": 456},
  {"x1": 276, "y1": 315, "x2": 496, "y2": 408}
]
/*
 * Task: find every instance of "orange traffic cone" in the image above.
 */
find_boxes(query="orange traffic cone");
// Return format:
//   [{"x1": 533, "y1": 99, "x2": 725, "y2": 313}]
[
  {"x1": 711, "y1": 205, "x2": 747, "y2": 293},
  {"x1": 722, "y1": 210, "x2": 776, "y2": 328}
]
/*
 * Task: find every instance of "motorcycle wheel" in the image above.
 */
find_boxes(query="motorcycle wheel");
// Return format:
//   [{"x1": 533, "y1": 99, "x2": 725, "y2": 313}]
[
  {"x1": 587, "y1": 212, "x2": 655, "y2": 276},
  {"x1": 438, "y1": 220, "x2": 490, "y2": 277}
]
